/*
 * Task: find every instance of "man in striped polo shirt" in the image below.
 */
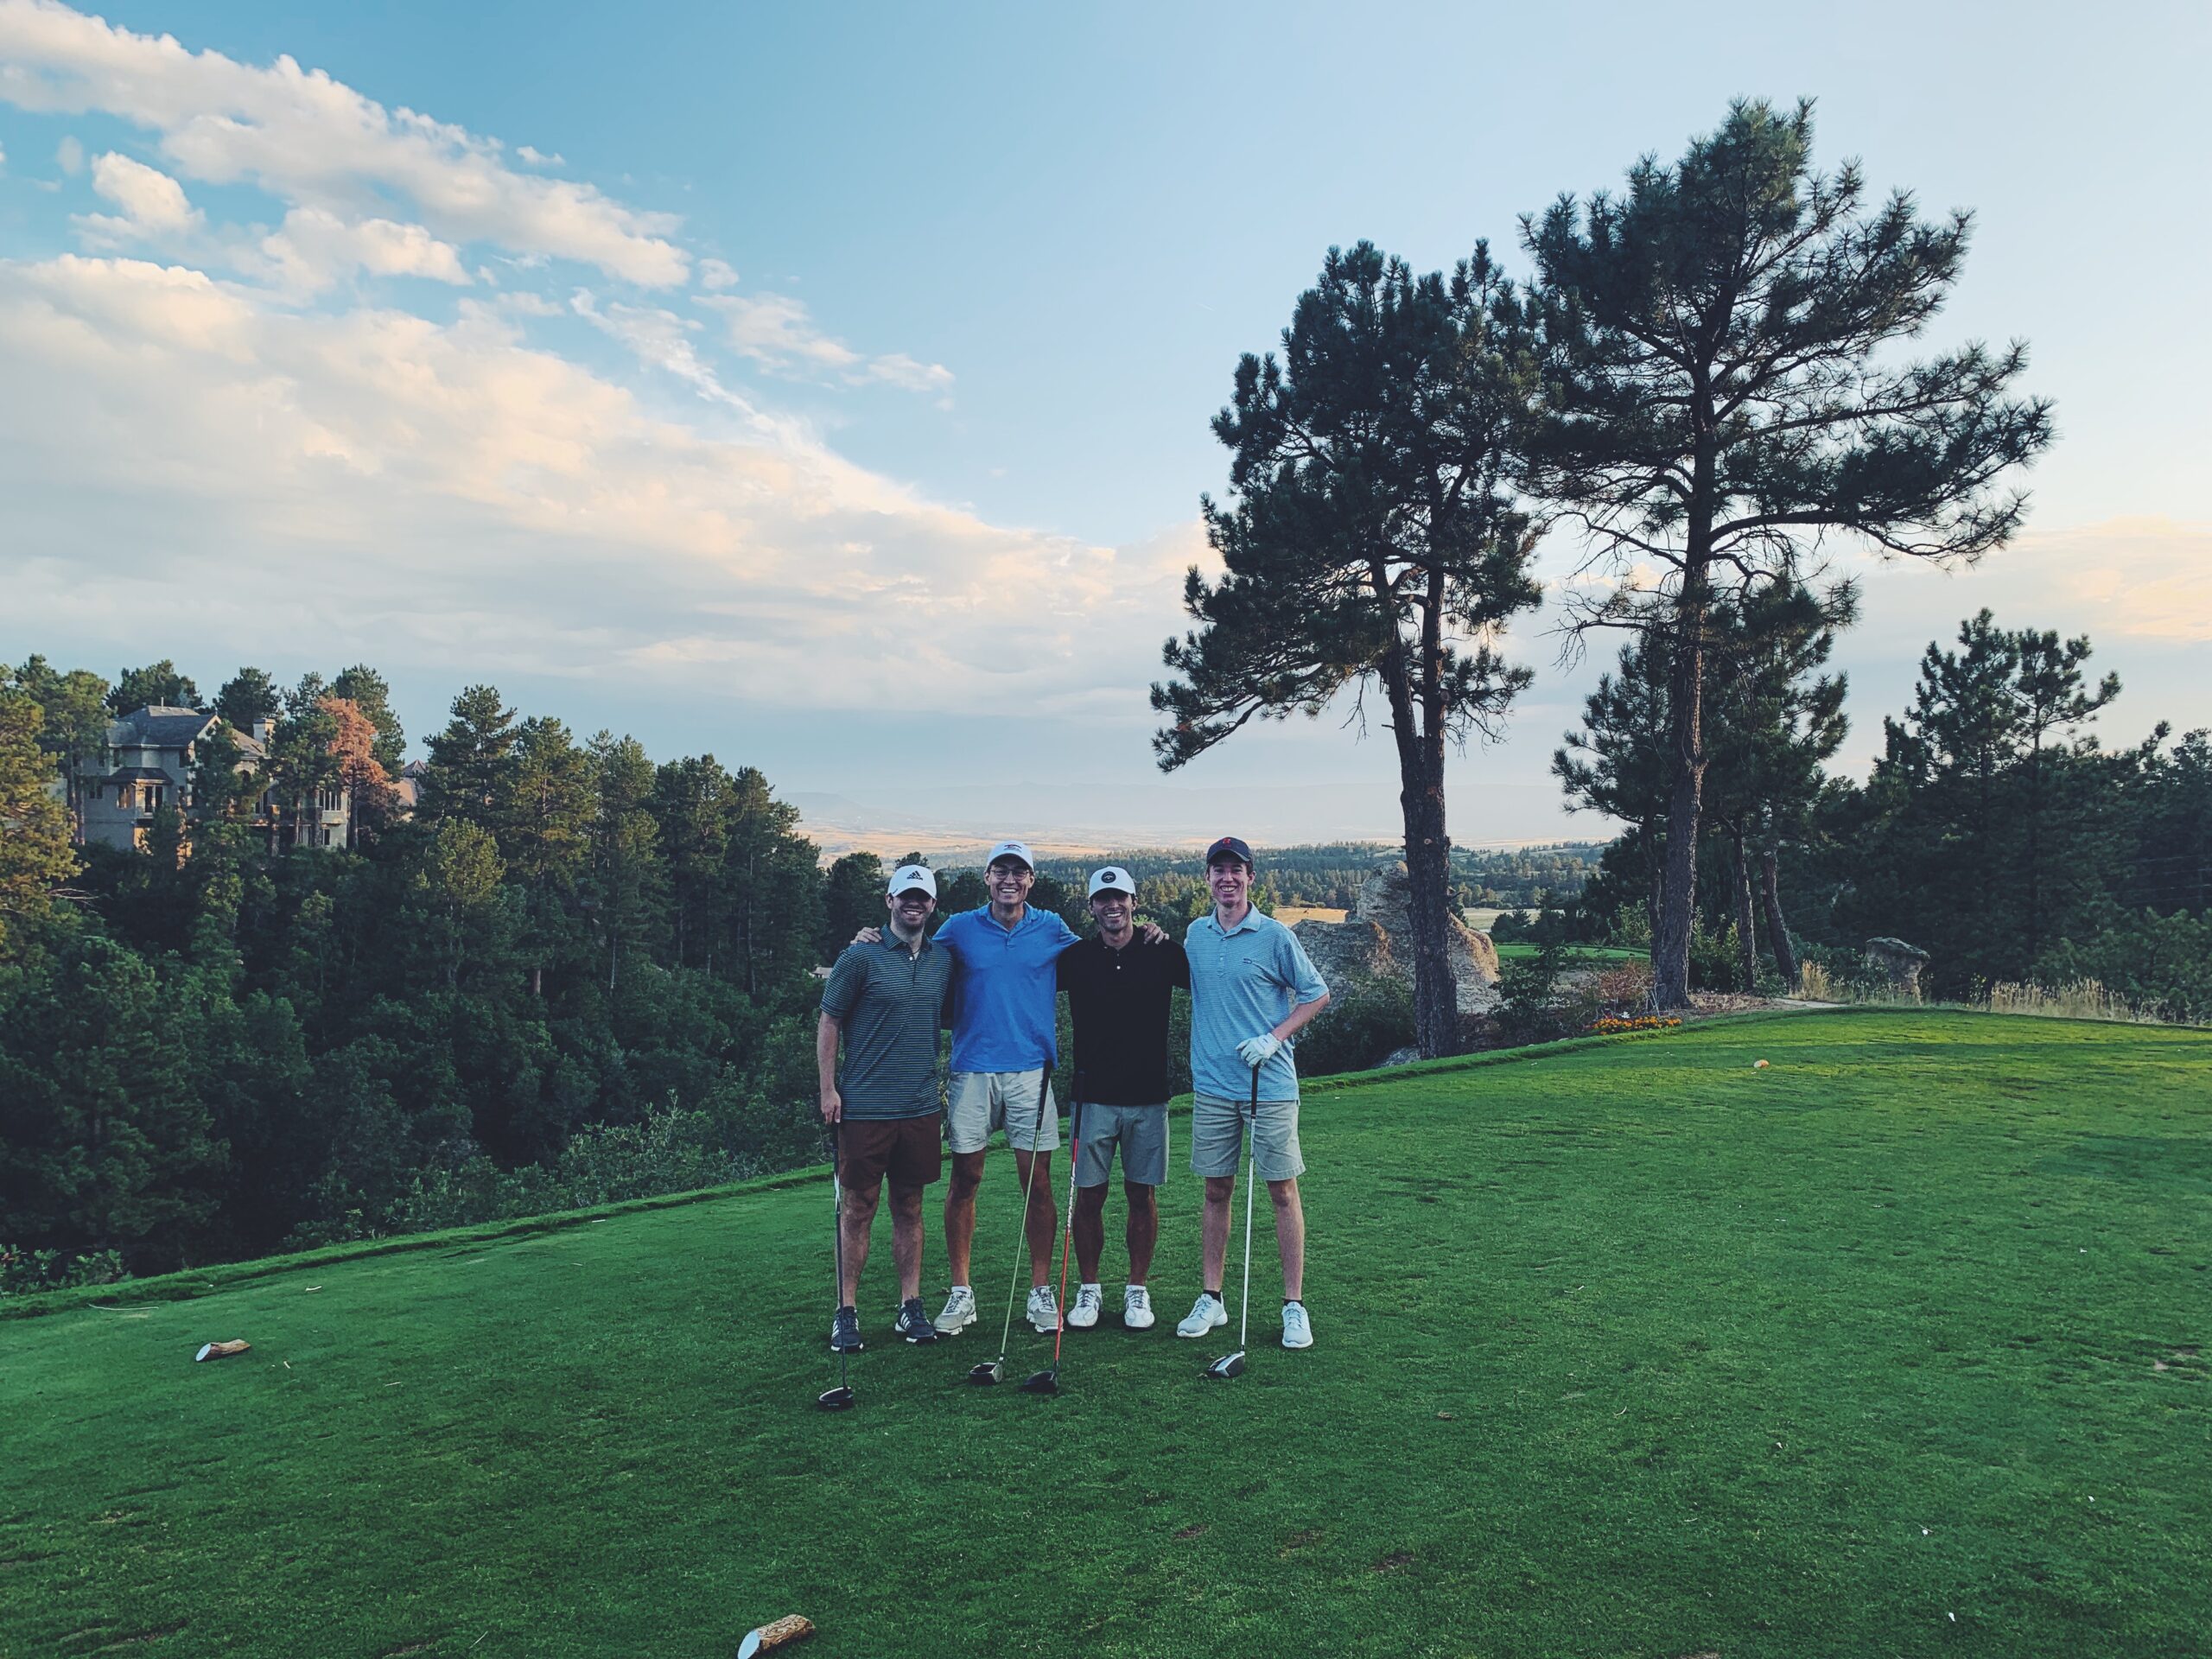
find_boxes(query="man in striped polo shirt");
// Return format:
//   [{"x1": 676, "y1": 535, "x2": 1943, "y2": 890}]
[{"x1": 817, "y1": 863, "x2": 955, "y2": 1351}]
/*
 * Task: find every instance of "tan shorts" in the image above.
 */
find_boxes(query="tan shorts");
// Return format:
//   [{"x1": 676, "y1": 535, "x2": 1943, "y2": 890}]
[
  {"x1": 946, "y1": 1069, "x2": 1059, "y2": 1154},
  {"x1": 1191, "y1": 1094, "x2": 1304, "y2": 1182}
]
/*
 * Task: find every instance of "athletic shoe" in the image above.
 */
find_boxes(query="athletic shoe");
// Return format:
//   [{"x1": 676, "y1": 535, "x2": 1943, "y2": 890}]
[
  {"x1": 1281, "y1": 1300, "x2": 1314, "y2": 1350},
  {"x1": 894, "y1": 1297, "x2": 938, "y2": 1344},
  {"x1": 1175, "y1": 1293, "x2": 1227, "y2": 1338},
  {"x1": 933, "y1": 1286, "x2": 977, "y2": 1335},
  {"x1": 830, "y1": 1305, "x2": 864, "y2": 1353},
  {"x1": 1027, "y1": 1284, "x2": 1061, "y2": 1334},
  {"x1": 1067, "y1": 1284, "x2": 1103, "y2": 1330},
  {"x1": 1122, "y1": 1285, "x2": 1155, "y2": 1331}
]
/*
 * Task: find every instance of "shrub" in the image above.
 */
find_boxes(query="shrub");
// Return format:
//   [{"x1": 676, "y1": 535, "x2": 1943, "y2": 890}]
[
  {"x1": 1296, "y1": 975, "x2": 1418, "y2": 1076},
  {"x1": 0, "y1": 1245, "x2": 129, "y2": 1297}
]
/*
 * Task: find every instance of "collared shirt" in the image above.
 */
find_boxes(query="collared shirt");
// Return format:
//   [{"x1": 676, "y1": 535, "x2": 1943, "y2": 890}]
[
  {"x1": 1185, "y1": 906, "x2": 1329, "y2": 1102},
  {"x1": 820, "y1": 931, "x2": 953, "y2": 1120},
  {"x1": 1057, "y1": 933, "x2": 1190, "y2": 1106},
  {"x1": 934, "y1": 905, "x2": 1079, "y2": 1074}
]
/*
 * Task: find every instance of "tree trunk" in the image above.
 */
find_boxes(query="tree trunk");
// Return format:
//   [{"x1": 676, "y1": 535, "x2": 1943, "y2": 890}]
[
  {"x1": 1399, "y1": 748, "x2": 1458, "y2": 1058},
  {"x1": 1730, "y1": 826, "x2": 1758, "y2": 990},
  {"x1": 1759, "y1": 841, "x2": 1799, "y2": 993},
  {"x1": 1651, "y1": 604, "x2": 1708, "y2": 1010}
]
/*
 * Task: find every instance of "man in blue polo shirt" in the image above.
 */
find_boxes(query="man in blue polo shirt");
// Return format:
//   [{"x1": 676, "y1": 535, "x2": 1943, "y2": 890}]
[
  {"x1": 1176, "y1": 836, "x2": 1332, "y2": 1351},
  {"x1": 931, "y1": 840, "x2": 1080, "y2": 1337}
]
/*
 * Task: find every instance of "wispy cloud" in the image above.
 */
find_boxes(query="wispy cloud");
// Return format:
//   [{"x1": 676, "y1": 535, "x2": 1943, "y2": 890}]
[
  {"x1": 702, "y1": 290, "x2": 954, "y2": 398},
  {"x1": 0, "y1": 0, "x2": 686, "y2": 283}
]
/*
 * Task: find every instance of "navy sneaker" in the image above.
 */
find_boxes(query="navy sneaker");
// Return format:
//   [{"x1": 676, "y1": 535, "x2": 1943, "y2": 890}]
[
  {"x1": 894, "y1": 1297, "x2": 939, "y2": 1344},
  {"x1": 830, "y1": 1305, "x2": 864, "y2": 1353}
]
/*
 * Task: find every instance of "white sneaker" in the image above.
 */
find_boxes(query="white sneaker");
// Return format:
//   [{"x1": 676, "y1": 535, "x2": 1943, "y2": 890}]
[
  {"x1": 1176, "y1": 1293, "x2": 1227, "y2": 1338},
  {"x1": 1067, "y1": 1283, "x2": 1103, "y2": 1330},
  {"x1": 1027, "y1": 1284, "x2": 1061, "y2": 1334},
  {"x1": 1122, "y1": 1285, "x2": 1155, "y2": 1331},
  {"x1": 1281, "y1": 1300, "x2": 1313, "y2": 1349},
  {"x1": 933, "y1": 1286, "x2": 977, "y2": 1335}
]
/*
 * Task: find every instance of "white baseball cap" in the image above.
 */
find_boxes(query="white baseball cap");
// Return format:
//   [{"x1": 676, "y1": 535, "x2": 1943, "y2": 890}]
[
  {"x1": 1087, "y1": 866, "x2": 1135, "y2": 899},
  {"x1": 985, "y1": 840, "x2": 1036, "y2": 871},
  {"x1": 887, "y1": 864, "x2": 938, "y2": 898}
]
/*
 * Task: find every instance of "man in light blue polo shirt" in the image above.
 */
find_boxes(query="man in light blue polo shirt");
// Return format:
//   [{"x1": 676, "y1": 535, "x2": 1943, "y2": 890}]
[{"x1": 1176, "y1": 836, "x2": 1332, "y2": 1351}]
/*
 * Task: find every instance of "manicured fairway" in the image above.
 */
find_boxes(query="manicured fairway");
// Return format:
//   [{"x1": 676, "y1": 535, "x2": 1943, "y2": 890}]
[{"x1": 3, "y1": 1012, "x2": 2208, "y2": 1658}]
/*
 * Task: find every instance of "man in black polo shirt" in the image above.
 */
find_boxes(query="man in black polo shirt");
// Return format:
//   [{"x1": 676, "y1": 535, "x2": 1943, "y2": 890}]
[
  {"x1": 1055, "y1": 866, "x2": 1190, "y2": 1332},
  {"x1": 817, "y1": 863, "x2": 954, "y2": 1351}
]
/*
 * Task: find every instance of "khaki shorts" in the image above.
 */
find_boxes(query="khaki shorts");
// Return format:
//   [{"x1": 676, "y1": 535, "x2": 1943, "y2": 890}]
[
  {"x1": 946, "y1": 1069, "x2": 1059, "y2": 1155},
  {"x1": 1190, "y1": 1093, "x2": 1305, "y2": 1182},
  {"x1": 1071, "y1": 1103, "x2": 1169, "y2": 1187}
]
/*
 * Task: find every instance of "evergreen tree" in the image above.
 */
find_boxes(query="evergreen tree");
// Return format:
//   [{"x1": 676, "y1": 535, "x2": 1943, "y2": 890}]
[
  {"x1": 585, "y1": 733, "x2": 669, "y2": 991},
  {"x1": 1153, "y1": 242, "x2": 1544, "y2": 1056},
  {"x1": 819, "y1": 852, "x2": 886, "y2": 963},
  {"x1": 9, "y1": 656, "x2": 110, "y2": 841},
  {"x1": 652, "y1": 754, "x2": 738, "y2": 972},
  {"x1": 0, "y1": 691, "x2": 78, "y2": 958},
  {"x1": 108, "y1": 660, "x2": 200, "y2": 715},
  {"x1": 1525, "y1": 99, "x2": 2052, "y2": 1007},
  {"x1": 213, "y1": 667, "x2": 282, "y2": 732},
  {"x1": 330, "y1": 664, "x2": 406, "y2": 773},
  {"x1": 418, "y1": 685, "x2": 520, "y2": 837}
]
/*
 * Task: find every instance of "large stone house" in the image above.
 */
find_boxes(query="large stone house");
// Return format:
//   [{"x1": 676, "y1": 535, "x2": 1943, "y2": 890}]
[{"x1": 76, "y1": 705, "x2": 351, "y2": 852}]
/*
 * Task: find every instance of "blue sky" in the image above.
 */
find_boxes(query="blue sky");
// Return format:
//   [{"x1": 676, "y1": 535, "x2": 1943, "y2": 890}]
[{"x1": 3, "y1": 0, "x2": 2206, "y2": 848}]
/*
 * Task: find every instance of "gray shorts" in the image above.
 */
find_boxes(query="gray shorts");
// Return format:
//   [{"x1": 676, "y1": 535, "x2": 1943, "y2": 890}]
[
  {"x1": 1191, "y1": 1093, "x2": 1305, "y2": 1182},
  {"x1": 946, "y1": 1069, "x2": 1059, "y2": 1154},
  {"x1": 1071, "y1": 1103, "x2": 1169, "y2": 1187}
]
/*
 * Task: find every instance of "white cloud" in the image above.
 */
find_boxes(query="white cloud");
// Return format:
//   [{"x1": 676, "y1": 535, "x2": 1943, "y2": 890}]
[
  {"x1": 257, "y1": 206, "x2": 471, "y2": 293},
  {"x1": 0, "y1": 253, "x2": 1174, "y2": 714},
  {"x1": 696, "y1": 257, "x2": 738, "y2": 290},
  {"x1": 54, "y1": 130, "x2": 79, "y2": 171},
  {"x1": 0, "y1": 0, "x2": 686, "y2": 284},
  {"x1": 702, "y1": 290, "x2": 954, "y2": 397},
  {"x1": 73, "y1": 149, "x2": 202, "y2": 244}
]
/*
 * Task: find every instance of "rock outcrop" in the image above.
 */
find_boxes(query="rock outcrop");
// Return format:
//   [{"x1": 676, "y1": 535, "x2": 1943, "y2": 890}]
[
  {"x1": 1291, "y1": 863, "x2": 1502, "y2": 1014},
  {"x1": 1865, "y1": 937, "x2": 1929, "y2": 1000}
]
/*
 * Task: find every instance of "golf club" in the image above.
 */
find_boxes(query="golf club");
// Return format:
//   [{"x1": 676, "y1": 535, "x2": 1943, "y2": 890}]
[
  {"x1": 968, "y1": 1072, "x2": 1056, "y2": 1386},
  {"x1": 1020, "y1": 1096, "x2": 1089, "y2": 1395},
  {"x1": 1203, "y1": 1063, "x2": 1261, "y2": 1381},
  {"x1": 817, "y1": 1122, "x2": 855, "y2": 1412}
]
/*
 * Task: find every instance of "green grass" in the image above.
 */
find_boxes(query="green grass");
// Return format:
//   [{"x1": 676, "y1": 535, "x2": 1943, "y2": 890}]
[
  {"x1": 1492, "y1": 941, "x2": 1649, "y2": 963},
  {"x1": 3, "y1": 1011, "x2": 2208, "y2": 1658}
]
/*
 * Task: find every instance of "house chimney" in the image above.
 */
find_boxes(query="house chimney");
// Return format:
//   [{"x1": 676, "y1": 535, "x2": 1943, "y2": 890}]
[{"x1": 253, "y1": 715, "x2": 277, "y2": 743}]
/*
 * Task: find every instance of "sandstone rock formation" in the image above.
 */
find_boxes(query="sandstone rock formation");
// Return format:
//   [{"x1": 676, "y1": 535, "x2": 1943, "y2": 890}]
[
  {"x1": 1291, "y1": 863, "x2": 1502, "y2": 1014},
  {"x1": 1865, "y1": 937, "x2": 1929, "y2": 1000}
]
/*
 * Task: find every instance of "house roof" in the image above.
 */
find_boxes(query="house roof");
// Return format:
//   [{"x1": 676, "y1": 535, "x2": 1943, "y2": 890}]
[
  {"x1": 109, "y1": 706, "x2": 218, "y2": 748},
  {"x1": 105, "y1": 766, "x2": 176, "y2": 783}
]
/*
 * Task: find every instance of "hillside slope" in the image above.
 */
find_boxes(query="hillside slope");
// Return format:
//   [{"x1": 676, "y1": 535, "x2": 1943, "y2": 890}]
[{"x1": 3, "y1": 1013, "x2": 2208, "y2": 1658}]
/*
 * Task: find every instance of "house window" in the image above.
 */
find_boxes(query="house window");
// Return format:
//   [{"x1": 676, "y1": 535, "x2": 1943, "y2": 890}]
[{"x1": 145, "y1": 785, "x2": 166, "y2": 811}]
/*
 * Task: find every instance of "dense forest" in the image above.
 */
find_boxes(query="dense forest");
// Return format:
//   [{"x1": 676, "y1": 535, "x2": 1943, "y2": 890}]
[
  {"x1": 5, "y1": 614, "x2": 2206, "y2": 1295},
  {"x1": 0, "y1": 659, "x2": 1500, "y2": 1290}
]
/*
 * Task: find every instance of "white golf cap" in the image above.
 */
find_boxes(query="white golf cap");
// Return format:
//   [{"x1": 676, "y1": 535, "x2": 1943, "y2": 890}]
[
  {"x1": 1087, "y1": 866, "x2": 1135, "y2": 899},
  {"x1": 985, "y1": 840, "x2": 1036, "y2": 870},
  {"x1": 887, "y1": 863, "x2": 937, "y2": 898}
]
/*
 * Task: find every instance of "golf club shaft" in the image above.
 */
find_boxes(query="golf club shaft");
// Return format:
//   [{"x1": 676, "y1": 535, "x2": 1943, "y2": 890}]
[
  {"x1": 830, "y1": 1119, "x2": 848, "y2": 1389},
  {"x1": 1239, "y1": 1066, "x2": 1256, "y2": 1351},
  {"x1": 993, "y1": 1073, "x2": 1054, "y2": 1362},
  {"x1": 1048, "y1": 1097, "x2": 1086, "y2": 1372}
]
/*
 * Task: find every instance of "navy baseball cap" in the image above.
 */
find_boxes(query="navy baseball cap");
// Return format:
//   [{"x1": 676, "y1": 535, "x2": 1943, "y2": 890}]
[{"x1": 1203, "y1": 836, "x2": 1254, "y2": 868}]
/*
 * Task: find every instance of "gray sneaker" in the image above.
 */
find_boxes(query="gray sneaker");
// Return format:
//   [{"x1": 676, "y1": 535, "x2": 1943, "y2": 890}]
[
  {"x1": 1175, "y1": 1293, "x2": 1227, "y2": 1338},
  {"x1": 933, "y1": 1286, "x2": 977, "y2": 1335},
  {"x1": 1026, "y1": 1284, "x2": 1061, "y2": 1334},
  {"x1": 1281, "y1": 1300, "x2": 1313, "y2": 1350}
]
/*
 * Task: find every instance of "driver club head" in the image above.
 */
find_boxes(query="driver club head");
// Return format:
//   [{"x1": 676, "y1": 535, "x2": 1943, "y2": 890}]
[
  {"x1": 1017, "y1": 1369, "x2": 1060, "y2": 1395},
  {"x1": 1202, "y1": 1351, "x2": 1245, "y2": 1381},
  {"x1": 815, "y1": 1385, "x2": 855, "y2": 1412},
  {"x1": 967, "y1": 1360, "x2": 1004, "y2": 1386}
]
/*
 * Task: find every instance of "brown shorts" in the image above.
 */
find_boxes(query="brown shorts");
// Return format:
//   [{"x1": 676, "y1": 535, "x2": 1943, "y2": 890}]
[{"x1": 837, "y1": 1112, "x2": 943, "y2": 1192}]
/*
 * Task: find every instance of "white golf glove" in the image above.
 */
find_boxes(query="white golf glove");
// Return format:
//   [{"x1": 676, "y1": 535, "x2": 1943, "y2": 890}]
[{"x1": 1236, "y1": 1033, "x2": 1282, "y2": 1069}]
